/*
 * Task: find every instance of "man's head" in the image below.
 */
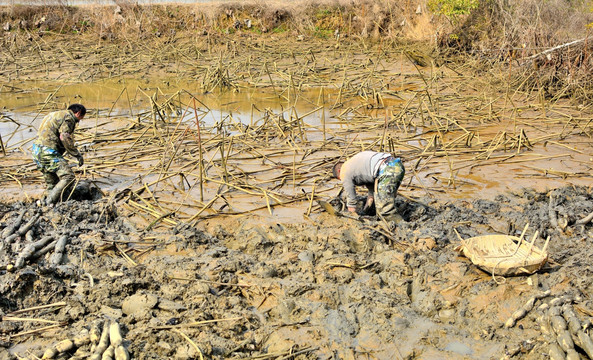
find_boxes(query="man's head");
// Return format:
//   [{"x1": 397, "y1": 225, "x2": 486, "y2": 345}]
[
  {"x1": 68, "y1": 104, "x2": 86, "y2": 121},
  {"x1": 332, "y1": 162, "x2": 343, "y2": 179}
]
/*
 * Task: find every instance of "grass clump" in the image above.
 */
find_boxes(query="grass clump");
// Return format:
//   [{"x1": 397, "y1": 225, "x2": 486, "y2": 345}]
[{"x1": 433, "y1": 0, "x2": 593, "y2": 100}]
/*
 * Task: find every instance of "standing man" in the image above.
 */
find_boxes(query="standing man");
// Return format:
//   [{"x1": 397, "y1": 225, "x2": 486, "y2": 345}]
[
  {"x1": 332, "y1": 151, "x2": 405, "y2": 220},
  {"x1": 32, "y1": 104, "x2": 86, "y2": 205}
]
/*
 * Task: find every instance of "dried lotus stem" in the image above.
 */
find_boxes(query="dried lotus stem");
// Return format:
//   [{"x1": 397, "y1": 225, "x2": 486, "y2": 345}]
[
  {"x1": 90, "y1": 319, "x2": 103, "y2": 345},
  {"x1": 504, "y1": 290, "x2": 551, "y2": 328},
  {"x1": 102, "y1": 345, "x2": 115, "y2": 360},
  {"x1": 90, "y1": 319, "x2": 110, "y2": 360},
  {"x1": 548, "y1": 343, "x2": 565, "y2": 360},
  {"x1": 109, "y1": 321, "x2": 123, "y2": 347},
  {"x1": 41, "y1": 331, "x2": 89, "y2": 359},
  {"x1": 115, "y1": 345, "x2": 130, "y2": 360}
]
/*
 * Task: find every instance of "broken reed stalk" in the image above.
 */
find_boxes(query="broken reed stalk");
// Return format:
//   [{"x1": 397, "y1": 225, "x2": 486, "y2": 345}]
[
  {"x1": 0, "y1": 132, "x2": 5, "y2": 156},
  {"x1": 264, "y1": 62, "x2": 279, "y2": 98},
  {"x1": 188, "y1": 194, "x2": 220, "y2": 224},
  {"x1": 127, "y1": 199, "x2": 177, "y2": 226},
  {"x1": 10, "y1": 323, "x2": 66, "y2": 338},
  {"x1": 306, "y1": 184, "x2": 316, "y2": 217},
  {"x1": 172, "y1": 329, "x2": 205, "y2": 360},
  {"x1": 262, "y1": 189, "x2": 273, "y2": 215},
  {"x1": 116, "y1": 243, "x2": 137, "y2": 267},
  {"x1": 5, "y1": 302, "x2": 67, "y2": 317},
  {"x1": 319, "y1": 87, "x2": 327, "y2": 142},
  {"x1": 192, "y1": 98, "x2": 204, "y2": 201},
  {"x1": 293, "y1": 151, "x2": 296, "y2": 190},
  {"x1": 170, "y1": 276, "x2": 254, "y2": 287},
  {"x1": 1, "y1": 316, "x2": 61, "y2": 324},
  {"x1": 381, "y1": 108, "x2": 388, "y2": 152},
  {"x1": 243, "y1": 346, "x2": 319, "y2": 360},
  {"x1": 108, "y1": 87, "x2": 127, "y2": 117}
]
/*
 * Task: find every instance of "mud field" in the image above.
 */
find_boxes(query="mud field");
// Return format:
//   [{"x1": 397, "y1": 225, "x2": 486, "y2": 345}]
[
  {"x1": 0, "y1": 184, "x2": 593, "y2": 359},
  {"x1": 2, "y1": 5, "x2": 593, "y2": 359}
]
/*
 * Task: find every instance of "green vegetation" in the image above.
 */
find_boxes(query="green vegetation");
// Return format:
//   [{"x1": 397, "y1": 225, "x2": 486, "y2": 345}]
[
  {"x1": 271, "y1": 24, "x2": 288, "y2": 34},
  {"x1": 315, "y1": 8, "x2": 332, "y2": 19},
  {"x1": 428, "y1": 0, "x2": 479, "y2": 20},
  {"x1": 313, "y1": 27, "x2": 333, "y2": 39}
]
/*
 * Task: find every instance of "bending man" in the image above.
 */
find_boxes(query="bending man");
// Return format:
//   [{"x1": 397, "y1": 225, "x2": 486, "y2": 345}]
[
  {"x1": 32, "y1": 104, "x2": 86, "y2": 205},
  {"x1": 333, "y1": 151, "x2": 405, "y2": 219}
]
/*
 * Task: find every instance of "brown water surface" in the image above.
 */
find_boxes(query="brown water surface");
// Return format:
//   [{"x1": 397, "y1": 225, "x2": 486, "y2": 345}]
[{"x1": 0, "y1": 78, "x2": 593, "y2": 221}]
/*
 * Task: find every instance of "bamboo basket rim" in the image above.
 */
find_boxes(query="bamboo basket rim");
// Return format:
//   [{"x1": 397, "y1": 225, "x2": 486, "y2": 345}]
[{"x1": 455, "y1": 232, "x2": 549, "y2": 277}]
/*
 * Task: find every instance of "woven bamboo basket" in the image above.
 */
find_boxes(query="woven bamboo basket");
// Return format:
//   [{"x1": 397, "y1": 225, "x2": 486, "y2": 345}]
[{"x1": 456, "y1": 233, "x2": 549, "y2": 276}]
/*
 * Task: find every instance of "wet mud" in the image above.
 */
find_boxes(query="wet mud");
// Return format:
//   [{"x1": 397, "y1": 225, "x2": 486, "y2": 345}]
[{"x1": 1, "y1": 185, "x2": 592, "y2": 359}]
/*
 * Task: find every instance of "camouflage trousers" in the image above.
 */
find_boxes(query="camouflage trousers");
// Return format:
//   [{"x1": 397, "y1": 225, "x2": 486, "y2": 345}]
[
  {"x1": 374, "y1": 157, "x2": 405, "y2": 220},
  {"x1": 32, "y1": 144, "x2": 75, "y2": 190}
]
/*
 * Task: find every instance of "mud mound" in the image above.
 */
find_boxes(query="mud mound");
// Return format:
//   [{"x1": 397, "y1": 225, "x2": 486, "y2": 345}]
[{"x1": 0, "y1": 185, "x2": 592, "y2": 359}]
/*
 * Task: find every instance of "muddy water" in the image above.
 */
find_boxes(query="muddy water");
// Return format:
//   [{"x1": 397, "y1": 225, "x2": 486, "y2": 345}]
[
  {"x1": 422, "y1": 126, "x2": 593, "y2": 200},
  {"x1": 2, "y1": 79, "x2": 591, "y2": 211},
  {"x1": 1, "y1": 80, "x2": 340, "y2": 223},
  {"x1": 0, "y1": 78, "x2": 384, "y2": 222},
  {"x1": 0, "y1": 79, "x2": 334, "y2": 145}
]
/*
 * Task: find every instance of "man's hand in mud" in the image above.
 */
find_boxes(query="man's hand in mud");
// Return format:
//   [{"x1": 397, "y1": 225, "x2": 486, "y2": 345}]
[
  {"x1": 347, "y1": 206, "x2": 357, "y2": 213},
  {"x1": 361, "y1": 195, "x2": 375, "y2": 215},
  {"x1": 76, "y1": 154, "x2": 84, "y2": 167}
]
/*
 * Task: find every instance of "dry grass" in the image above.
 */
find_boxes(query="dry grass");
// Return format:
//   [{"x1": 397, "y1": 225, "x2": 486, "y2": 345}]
[
  {"x1": 440, "y1": 0, "x2": 593, "y2": 52},
  {"x1": 0, "y1": 0, "x2": 438, "y2": 42},
  {"x1": 2, "y1": 0, "x2": 590, "y2": 49},
  {"x1": 435, "y1": 0, "x2": 593, "y2": 101}
]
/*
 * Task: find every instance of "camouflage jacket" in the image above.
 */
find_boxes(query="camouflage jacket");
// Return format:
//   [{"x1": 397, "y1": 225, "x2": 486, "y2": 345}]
[
  {"x1": 340, "y1": 151, "x2": 391, "y2": 208},
  {"x1": 33, "y1": 110, "x2": 81, "y2": 157}
]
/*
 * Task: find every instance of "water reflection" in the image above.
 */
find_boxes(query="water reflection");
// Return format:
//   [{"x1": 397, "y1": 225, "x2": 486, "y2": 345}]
[
  {"x1": 0, "y1": 78, "x2": 335, "y2": 147},
  {"x1": 2, "y1": 75, "x2": 592, "y2": 214}
]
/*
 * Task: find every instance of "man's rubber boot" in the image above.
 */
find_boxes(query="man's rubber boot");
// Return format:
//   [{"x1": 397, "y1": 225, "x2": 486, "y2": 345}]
[{"x1": 45, "y1": 179, "x2": 71, "y2": 206}]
